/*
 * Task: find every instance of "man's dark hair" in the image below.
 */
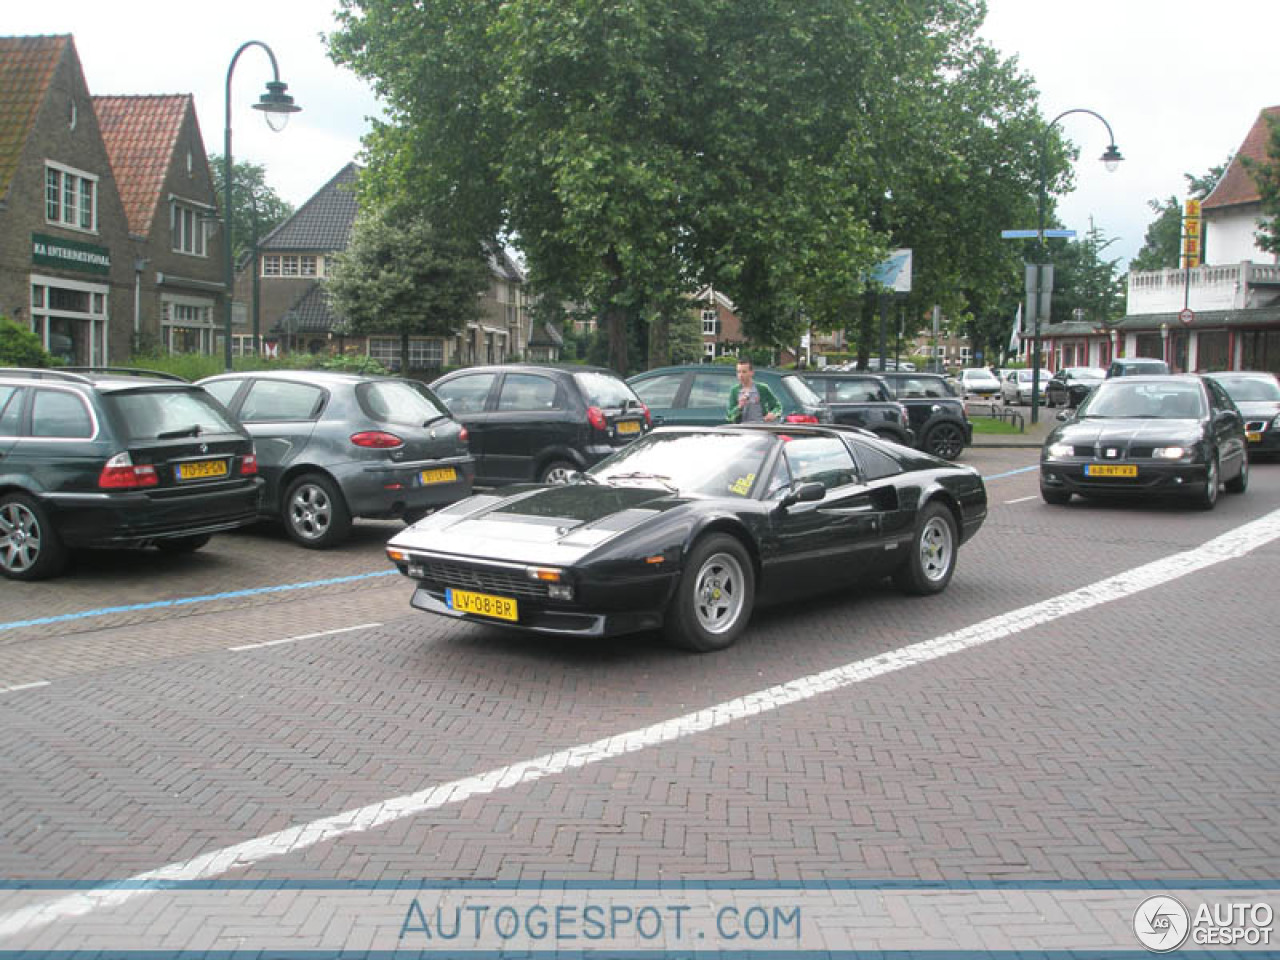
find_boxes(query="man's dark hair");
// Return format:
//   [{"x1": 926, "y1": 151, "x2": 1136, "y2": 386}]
[{"x1": 736, "y1": 357, "x2": 754, "y2": 370}]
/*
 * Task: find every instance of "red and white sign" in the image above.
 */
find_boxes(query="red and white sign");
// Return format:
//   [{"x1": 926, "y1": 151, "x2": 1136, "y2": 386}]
[{"x1": 1179, "y1": 308, "x2": 1195, "y2": 326}]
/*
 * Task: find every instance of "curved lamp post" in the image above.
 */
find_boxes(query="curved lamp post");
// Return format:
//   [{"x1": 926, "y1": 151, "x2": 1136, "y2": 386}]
[
  {"x1": 1029, "y1": 108, "x2": 1122, "y2": 423},
  {"x1": 222, "y1": 41, "x2": 301, "y2": 370}
]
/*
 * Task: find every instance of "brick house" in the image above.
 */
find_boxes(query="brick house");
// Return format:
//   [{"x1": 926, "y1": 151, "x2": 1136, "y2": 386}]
[
  {"x1": 234, "y1": 163, "x2": 531, "y2": 373},
  {"x1": 0, "y1": 35, "x2": 134, "y2": 364},
  {"x1": 94, "y1": 94, "x2": 224, "y2": 355}
]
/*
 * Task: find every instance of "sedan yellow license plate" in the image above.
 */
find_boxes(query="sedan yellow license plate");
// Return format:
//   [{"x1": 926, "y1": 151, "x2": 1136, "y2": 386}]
[
  {"x1": 420, "y1": 466, "x2": 457, "y2": 485},
  {"x1": 616, "y1": 420, "x2": 641, "y2": 435},
  {"x1": 176, "y1": 459, "x2": 228, "y2": 480},
  {"x1": 448, "y1": 588, "x2": 518, "y2": 622},
  {"x1": 1085, "y1": 463, "x2": 1137, "y2": 478},
  {"x1": 1247, "y1": 432, "x2": 1262, "y2": 443}
]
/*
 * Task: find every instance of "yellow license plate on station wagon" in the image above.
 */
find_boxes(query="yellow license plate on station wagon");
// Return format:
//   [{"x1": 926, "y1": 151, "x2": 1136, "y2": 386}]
[
  {"x1": 420, "y1": 466, "x2": 457, "y2": 485},
  {"x1": 1085, "y1": 463, "x2": 1137, "y2": 478},
  {"x1": 1247, "y1": 432, "x2": 1262, "y2": 443},
  {"x1": 448, "y1": 588, "x2": 518, "y2": 621},
  {"x1": 176, "y1": 459, "x2": 228, "y2": 480},
  {"x1": 616, "y1": 420, "x2": 641, "y2": 435}
]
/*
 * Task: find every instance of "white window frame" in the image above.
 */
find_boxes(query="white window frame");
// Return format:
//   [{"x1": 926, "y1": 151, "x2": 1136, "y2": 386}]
[
  {"x1": 262, "y1": 255, "x2": 281, "y2": 277},
  {"x1": 161, "y1": 295, "x2": 216, "y2": 355},
  {"x1": 170, "y1": 196, "x2": 212, "y2": 257},
  {"x1": 45, "y1": 161, "x2": 98, "y2": 233},
  {"x1": 701, "y1": 309, "x2": 719, "y2": 336}
]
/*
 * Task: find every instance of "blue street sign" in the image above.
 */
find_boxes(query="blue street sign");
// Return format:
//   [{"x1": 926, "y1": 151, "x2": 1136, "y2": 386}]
[{"x1": 1001, "y1": 229, "x2": 1077, "y2": 239}]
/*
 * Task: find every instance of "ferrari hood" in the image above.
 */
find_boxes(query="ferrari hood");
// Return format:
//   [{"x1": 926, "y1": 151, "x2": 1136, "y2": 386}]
[{"x1": 387, "y1": 483, "x2": 682, "y2": 565}]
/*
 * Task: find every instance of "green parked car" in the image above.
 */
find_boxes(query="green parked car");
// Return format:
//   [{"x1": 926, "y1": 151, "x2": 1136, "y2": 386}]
[{"x1": 627, "y1": 365, "x2": 831, "y2": 427}]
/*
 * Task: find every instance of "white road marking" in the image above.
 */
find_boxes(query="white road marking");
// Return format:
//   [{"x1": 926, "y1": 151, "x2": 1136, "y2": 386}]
[
  {"x1": 228, "y1": 623, "x2": 383, "y2": 652},
  {"x1": 1004, "y1": 495, "x2": 1038, "y2": 504},
  {"x1": 3, "y1": 508, "x2": 1280, "y2": 939},
  {"x1": 0, "y1": 680, "x2": 50, "y2": 695}
]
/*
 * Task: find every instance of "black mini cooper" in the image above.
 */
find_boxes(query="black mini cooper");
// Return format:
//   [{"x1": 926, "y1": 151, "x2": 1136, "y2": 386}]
[{"x1": 0, "y1": 368, "x2": 262, "y2": 580}]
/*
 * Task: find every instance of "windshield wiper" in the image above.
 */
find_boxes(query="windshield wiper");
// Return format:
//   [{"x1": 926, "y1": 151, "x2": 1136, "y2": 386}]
[
  {"x1": 604, "y1": 471, "x2": 678, "y2": 492},
  {"x1": 157, "y1": 424, "x2": 203, "y2": 439}
]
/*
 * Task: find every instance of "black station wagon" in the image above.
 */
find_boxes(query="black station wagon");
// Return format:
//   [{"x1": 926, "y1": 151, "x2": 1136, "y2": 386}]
[{"x1": 0, "y1": 368, "x2": 262, "y2": 580}]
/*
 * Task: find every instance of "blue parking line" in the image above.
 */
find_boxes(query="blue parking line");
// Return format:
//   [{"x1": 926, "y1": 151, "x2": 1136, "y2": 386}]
[
  {"x1": 982, "y1": 465, "x2": 1039, "y2": 481},
  {"x1": 0, "y1": 570, "x2": 398, "y2": 633}
]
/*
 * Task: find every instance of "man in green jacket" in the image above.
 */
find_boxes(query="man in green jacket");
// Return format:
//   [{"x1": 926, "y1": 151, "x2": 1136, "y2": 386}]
[{"x1": 726, "y1": 357, "x2": 781, "y2": 423}]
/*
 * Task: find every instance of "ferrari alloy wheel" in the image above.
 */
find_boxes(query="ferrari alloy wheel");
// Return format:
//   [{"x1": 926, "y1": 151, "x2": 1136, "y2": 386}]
[
  {"x1": 1193, "y1": 454, "x2": 1219, "y2": 511},
  {"x1": 0, "y1": 493, "x2": 69, "y2": 581},
  {"x1": 284, "y1": 473, "x2": 352, "y2": 548},
  {"x1": 666, "y1": 534, "x2": 755, "y2": 652},
  {"x1": 923, "y1": 423, "x2": 964, "y2": 460},
  {"x1": 893, "y1": 501, "x2": 957, "y2": 595}
]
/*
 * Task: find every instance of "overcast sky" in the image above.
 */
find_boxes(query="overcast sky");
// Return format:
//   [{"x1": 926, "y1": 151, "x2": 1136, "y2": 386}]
[{"x1": 8, "y1": 0, "x2": 1277, "y2": 268}]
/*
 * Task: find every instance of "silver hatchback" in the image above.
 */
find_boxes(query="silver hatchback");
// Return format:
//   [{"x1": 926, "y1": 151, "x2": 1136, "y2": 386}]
[{"x1": 198, "y1": 370, "x2": 474, "y2": 548}]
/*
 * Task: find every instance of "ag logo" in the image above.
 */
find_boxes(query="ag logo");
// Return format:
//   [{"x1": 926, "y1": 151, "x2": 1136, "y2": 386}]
[{"x1": 1134, "y1": 895, "x2": 1190, "y2": 952}]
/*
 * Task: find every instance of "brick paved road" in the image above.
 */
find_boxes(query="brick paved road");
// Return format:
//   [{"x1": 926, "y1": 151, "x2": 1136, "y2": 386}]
[{"x1": 1, "y1": 452, "x2": 1277, "y2": 888}]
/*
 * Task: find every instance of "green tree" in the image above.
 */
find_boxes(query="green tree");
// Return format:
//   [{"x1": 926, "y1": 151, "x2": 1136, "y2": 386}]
[
  {"x1": 208, "y1": 155, "x2": 294, "y2": 264},
  {"x1": 1048, "y1": 221, "x2": 1126, "y2": 327},
  {"x1": 326, "y1": 205, "x2": 491, "y2": 365},
  {"x1": 1242, "y1": 114, "x2": 1280, "y2": 256},
  {"x1": 1130, "y1": 160, "x2": 1230, "y2": 271},
  {"x1": 0, "y1": 318, "x2": 54, "y2": 366},
  {"x1": 330, "y1": 0, "x2": 1044, "y2": 372}
]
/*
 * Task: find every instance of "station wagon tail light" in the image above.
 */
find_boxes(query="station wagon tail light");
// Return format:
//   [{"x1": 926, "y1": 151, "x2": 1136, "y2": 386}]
[
  {"x1": 586, "y1": 406, "x2": 607, "y2": 431},
  {"x1": 350, "y1": 431, "x2": 404, "y2": 449},
  {"x1": 99, "y1": 452, "x2": 158, "y2": 489},
  {"x1": 459, "y1": 426, "x2": 469, "y2": 443},
  {"x1": 784, "y1": 414, "x2": 819, "y2": 424},
  {"x1": 240, "y1": 454, "x2": 259, "y2": 476}
]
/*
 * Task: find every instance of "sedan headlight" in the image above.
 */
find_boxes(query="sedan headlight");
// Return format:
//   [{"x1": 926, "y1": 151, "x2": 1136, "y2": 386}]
[
  {"x1": 1046, "y1": 442, "x2": 1073, "y2": 458},
  {"x1": 1152, "y1": 446, "x2": 1188, "y2": 459}
]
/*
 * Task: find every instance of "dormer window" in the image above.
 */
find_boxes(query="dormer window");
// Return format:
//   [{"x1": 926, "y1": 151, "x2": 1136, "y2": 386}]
[{"x1": 45, "y1": 162, "x2": 96, "y2": 232}]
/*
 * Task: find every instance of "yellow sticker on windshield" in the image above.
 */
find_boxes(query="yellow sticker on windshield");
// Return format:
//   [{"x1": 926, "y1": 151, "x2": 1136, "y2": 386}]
[{"x1": 729, "y1": 472, "x2": 756, "y2": 496}]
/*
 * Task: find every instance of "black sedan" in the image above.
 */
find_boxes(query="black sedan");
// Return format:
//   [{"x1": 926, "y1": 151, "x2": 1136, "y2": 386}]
[
  {"x1": 386, "y1": 425, "x2": 987, "y2": 651},
  {"x1": 1205, "y1": 371, "x2": 1280, "y2": 459},
  {"x1": 1045, "y1": 366, "x2": 1107, "y2": 408},
  {"x1": 1039, "y1": 375, "x2": 1249, "y2": 509}
]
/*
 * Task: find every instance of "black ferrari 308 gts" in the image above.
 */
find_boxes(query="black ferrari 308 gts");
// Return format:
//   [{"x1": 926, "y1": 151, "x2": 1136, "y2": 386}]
[{"x1": 386, "y1": 425, "x2": 988, "y2": 651}]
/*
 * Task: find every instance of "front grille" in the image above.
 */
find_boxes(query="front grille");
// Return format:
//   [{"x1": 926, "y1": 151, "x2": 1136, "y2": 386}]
[
  {"x1": 1072, "y1": 445, "x2": 1095, "y2": 457},
  {"x1": 1128, "y1": 447, "x2": 1155, "y2": 458},
  {"x1": 418, "y1": 558, "x2": 549, "y2": 599}
]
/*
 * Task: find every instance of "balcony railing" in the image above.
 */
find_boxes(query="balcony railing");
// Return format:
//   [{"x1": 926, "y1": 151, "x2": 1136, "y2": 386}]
[{"x1": 1127, "y1": 261, "x2": 1280, "y2": 316}]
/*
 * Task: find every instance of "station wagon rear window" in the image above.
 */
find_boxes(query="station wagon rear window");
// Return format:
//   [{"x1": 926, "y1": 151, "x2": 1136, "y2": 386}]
[{"x1": 106, "y1": 389, "x2": 241, "y2": 442}]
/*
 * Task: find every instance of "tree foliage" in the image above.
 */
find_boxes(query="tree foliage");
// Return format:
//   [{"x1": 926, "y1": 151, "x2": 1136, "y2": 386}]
[
  {"x1": 1130, "y1": 160, "x2": 1230, "y2": 272},
  {"x1": 325, "y1": 205, "x2": 492, "y2": 364},
  {"x1": 331, "y1": 0, "x2": 1052, "y2": 372},
  {"x1": 208, "y1": 155, "x2": 294, "y2": 264},
  {"x1": 1242, "y1": 114, "x2": 1280, "y2": 256}
]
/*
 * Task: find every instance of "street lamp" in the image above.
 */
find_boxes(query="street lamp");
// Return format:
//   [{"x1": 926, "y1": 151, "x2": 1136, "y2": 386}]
[
  {"x1": 1029, "y1": 108, "x2": 1122, "y2": 423},
  {"x1": 222, "y1": 42, "x2": 301, "y2": 370}
]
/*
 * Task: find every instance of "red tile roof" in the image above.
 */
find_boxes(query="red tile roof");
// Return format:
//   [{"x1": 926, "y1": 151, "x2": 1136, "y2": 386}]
[
  {"x1": 93, "y1": 94, "x2": 192, "y2": 235},
  {"x1": 1203, "y1": 105, "x2": 1280, "y2": 211},
  {"x1": 0, "y1": 35, "x2": 69, "y2": 201}
]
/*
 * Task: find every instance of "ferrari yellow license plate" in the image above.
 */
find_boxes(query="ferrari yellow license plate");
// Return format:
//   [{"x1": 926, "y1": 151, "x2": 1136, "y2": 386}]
[
  {"x1": 420, "y1": 467, "x2": 457, "y2": 485},
  {"x1": 448, "y1": 588, "x2": 518, "y2": 621},
  {"x1": 176, "y1": 459, "x2": 228, "y2": 480},
  {"x1": 1085, "y1": 464, "x2": 1137, "y2": 478},
  {"x1": 616, "y1": 420, "x2": 641, "y2": 435},
  {"x1": 1247, "y1": 432, "x2": 1262, "y2": 443}
]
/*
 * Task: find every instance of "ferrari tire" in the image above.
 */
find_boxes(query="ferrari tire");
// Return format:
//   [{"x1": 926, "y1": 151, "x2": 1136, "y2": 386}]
[
  {"x1": 539, "y1": 460, "x2": 577, "y2": 484},
  {"x1": 665, "y1": 534, "x2": 755, "y2": 653},
  {"x1": 0, "y1": 493, "x2": 69, "y2": 581},
  {"x1": 284, "y1": 473, "x2": 352, "y2": 548},
  {"x1": 893, "y1": 501, "x2": 957, "y2": 595},
  {"x1": 1225, "y1": 453, "x2": 1249, "y2": 494},
  {"x1": 156, "y1": 533, "x2": 212, "y2": 554},
  {"x1": 1193, "y1": 454, "x2": 1219, "y2": 511}
]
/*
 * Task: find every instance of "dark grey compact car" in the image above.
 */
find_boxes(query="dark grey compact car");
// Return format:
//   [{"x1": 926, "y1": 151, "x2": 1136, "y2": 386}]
[
  {"x1": 198, "y1": 370, "x2": 473, "y2": 548},
  {"x1": 1, "y1": 367, "x2": 262, "y2": 580},
  {"x1": 799, "y1": 372, "x2": 913, "y2": 444},
  {"x1": 876, "y1": 372, "x2": 972, "y2": 460}
]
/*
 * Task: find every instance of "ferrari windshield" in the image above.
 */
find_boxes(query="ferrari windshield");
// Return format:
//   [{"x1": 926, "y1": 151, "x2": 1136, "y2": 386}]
[
  {"x1": 588, "y1": 431, "x2": 775, "y2": 497},
  {"x1": 1077, "y1": 381, "x2": 1205, "y2": 419}
]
